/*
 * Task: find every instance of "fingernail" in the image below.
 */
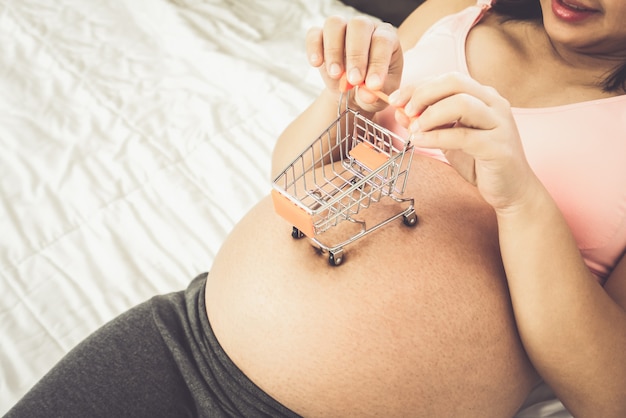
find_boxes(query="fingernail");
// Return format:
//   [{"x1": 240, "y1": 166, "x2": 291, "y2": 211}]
[
  {"x1": 405, "y1": 102, "x2": 415, "y2": 116},
  {"x1": 348, "y1": 67, "x2": 361, "y2": 84},
  {"x1": 388, "y1": 91, "x2": 400, "y2": 104},
  {"x1": 329, "y1": 63, "x2": 342, "y2": 77},
  {"x1": 366, "y1": 73, "x2": 381, "y2": 89},
  {"x1": 309, "y1": 53, "x2": 319, "y2": 64},
  {"x1": 410, "y1": 119, "x2": 420, "y2": 132}
]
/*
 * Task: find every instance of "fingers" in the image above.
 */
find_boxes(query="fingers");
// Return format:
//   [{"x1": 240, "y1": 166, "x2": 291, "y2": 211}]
[
  {"x1": 394, "y1": 72, "x2": 505, "y2": 120},
  {"x1": 410, "y1": 97, "x2": 496, "y2": 158},
  {"x1": 363, "y1": 22, "x2": 399, "y2": 90},
  {"x1": 305, "y1": 16, "x2": 351, "y2": 79},
  {"x1": 306, "y1": 26, "x2": 325, "y2": 68},
  {"x1": 322, "y1": 16, "x2": 349, "y2": 79},
  {"x1": 305, "y1": 16, "x2": 401, "y2": 93},
  {"x1": 412, "y1": 125, "x2": 485, "y2": 157},
  {"x1": 389, "y1": 73, "x2": 516, "y2": 159},
  {"x1": 417, "y1": 93, "x2": 496, "y2": 132},
  {"x1": 345, "y1": 17, "x2": 376, "y2": 85}
]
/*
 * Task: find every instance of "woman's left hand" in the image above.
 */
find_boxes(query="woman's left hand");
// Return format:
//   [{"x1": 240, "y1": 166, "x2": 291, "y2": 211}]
[{"x1": 389, "y1": 72, "x2": 539, "y2": 212}]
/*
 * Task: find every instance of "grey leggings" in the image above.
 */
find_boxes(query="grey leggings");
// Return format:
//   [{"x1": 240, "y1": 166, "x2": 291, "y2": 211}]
[{"x1": 5, "y1": 273, "x2": 300, "y2": 418}]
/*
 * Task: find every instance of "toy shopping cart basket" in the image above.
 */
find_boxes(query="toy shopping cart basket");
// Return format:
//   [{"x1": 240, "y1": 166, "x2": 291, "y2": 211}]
[{"x1": 271, "y1": 88, "x2": 417, "y2": 266}]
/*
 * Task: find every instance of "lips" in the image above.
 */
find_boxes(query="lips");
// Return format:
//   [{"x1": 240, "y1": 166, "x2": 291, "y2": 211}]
[
  {"x1": 560, "y1": 0, "x2": 595, "y2": 11},
  {"x1": 552, "y1": 0, "x2": 599, "y2": 22}
]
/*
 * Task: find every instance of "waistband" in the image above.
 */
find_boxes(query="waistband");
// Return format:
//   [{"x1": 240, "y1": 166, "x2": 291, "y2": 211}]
[{"x1": 151, "y1": 273, "x2": 301, "y2": 418}]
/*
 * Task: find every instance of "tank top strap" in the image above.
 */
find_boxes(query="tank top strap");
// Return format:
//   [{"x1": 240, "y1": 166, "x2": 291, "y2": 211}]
[{"x1": 474, "y1": 0, "x2": 493, "y2": 24}]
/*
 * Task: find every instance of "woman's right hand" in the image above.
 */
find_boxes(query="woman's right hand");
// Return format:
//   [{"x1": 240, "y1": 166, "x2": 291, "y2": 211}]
[{"x1": 305, "y1": 15, "x2": 403, "y2": 114}]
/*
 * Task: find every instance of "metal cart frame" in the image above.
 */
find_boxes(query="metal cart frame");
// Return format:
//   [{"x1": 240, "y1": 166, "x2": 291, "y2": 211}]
[{"x1": 272, "y1": 93, "x2": 417, "y2": 266}]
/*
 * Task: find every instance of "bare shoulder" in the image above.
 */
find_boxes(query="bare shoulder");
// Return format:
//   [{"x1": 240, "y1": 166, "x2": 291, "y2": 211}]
[{"x1": 398, "y1": 0, "x2": 477, "y2": 51}]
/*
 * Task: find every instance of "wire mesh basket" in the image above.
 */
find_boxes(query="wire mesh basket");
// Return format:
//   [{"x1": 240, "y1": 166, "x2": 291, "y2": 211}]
[{"x1": 272, "y1": 88, "x2": 417, "y2": 266}]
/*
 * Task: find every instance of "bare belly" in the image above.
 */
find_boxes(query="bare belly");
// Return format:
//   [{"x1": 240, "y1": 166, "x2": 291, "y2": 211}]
[{"x1": 205, "y1": 155, "x2": 538, "y2": 417}]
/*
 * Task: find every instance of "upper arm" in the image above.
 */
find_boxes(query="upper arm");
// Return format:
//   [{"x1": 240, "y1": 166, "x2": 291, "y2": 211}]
[
  {"x1": 397, "y1": 0, "x2": 477, "y2": 51},
  {"x1": 604, "y1": 252, "x2": 626, "y2": 310}
]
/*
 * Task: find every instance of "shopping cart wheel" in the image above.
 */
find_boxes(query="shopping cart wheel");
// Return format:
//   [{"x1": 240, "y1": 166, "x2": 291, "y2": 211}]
[
  {"x1": 328, "y1": 250, "x2": 344, "y2": 266},
  {"x1": 403, "y1": 211, "x2": 418, "y2": 227},
  {"x1": 291, "y1": 226, "x2": 305, "y2": 239}
]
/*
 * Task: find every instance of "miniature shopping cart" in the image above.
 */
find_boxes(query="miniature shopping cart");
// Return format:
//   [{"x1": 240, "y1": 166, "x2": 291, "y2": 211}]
[{"x1": 271, "y1": 83, "x2": 417, "y2": 266}]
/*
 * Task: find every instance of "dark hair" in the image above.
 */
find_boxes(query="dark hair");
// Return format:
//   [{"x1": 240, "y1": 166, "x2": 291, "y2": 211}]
[
  {"x1": 491, "y1": 0, "x2": 542, "y2": 20},
  {"x1": 491, "y1": 0, "x2": 626, "y2": 92}
]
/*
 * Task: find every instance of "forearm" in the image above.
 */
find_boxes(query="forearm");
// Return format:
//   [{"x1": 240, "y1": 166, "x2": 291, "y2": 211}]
[{"x1": 496, "y1": 181, "x2": 626, "y2": 416}]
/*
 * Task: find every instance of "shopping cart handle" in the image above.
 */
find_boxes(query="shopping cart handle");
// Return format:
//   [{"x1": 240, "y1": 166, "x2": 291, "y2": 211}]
[
  {"x1": 339, "y1": 74, "x2": 412, "y2": 120},
  {"x1": 339, "y1": 74, "x2": 387, "y2": 98}
]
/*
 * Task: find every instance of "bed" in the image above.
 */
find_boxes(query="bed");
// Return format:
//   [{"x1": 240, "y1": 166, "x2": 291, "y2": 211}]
[{"x1": 0, "y1": 0, "x2": 569, "y2": 415}]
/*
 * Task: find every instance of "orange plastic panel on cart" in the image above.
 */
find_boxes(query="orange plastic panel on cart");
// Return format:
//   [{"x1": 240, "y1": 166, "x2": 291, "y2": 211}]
[
  {"x1": 271, "y1": 189, "x2": 315, "y2": 237},
  {"x1": 349, "y1": 142, "x2": 389, "y2": 171}
]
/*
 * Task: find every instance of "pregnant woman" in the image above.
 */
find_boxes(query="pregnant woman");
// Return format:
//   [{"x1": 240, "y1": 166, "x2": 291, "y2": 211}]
[{"x1": 7, "y1": 0, "x2": 626, "y2": 417}]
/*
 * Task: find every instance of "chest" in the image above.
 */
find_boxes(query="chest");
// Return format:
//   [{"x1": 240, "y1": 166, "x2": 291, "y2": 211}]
[
  {"x1": 401, "y1": 10, "x2": 626, "y2": 278},
  {"x1": 465, "y1": 20, "x2": 616, "y2": 108},
  {"x1": 515, "y1": 105, "x2": 626, "y2": 258}
]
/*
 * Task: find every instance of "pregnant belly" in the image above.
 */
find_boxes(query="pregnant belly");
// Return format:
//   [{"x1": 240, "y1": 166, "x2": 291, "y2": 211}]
[{"x1": 205, "y1": 155, "x2": 537, "y2": 417}]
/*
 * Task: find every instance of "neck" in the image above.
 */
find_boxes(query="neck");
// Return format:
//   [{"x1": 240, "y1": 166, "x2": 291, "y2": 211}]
[{"x1": 534, "y1": 25, "x2": 625, "y2": 92}]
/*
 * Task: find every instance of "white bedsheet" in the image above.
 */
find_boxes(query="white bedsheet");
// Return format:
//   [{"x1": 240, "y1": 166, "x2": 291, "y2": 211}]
[
  {"x1": 0, "y1": 0, "x2": 360, "y2": 410},
  {"x1": 0, "y1": 0, "x2": 568, "y2": 415}
]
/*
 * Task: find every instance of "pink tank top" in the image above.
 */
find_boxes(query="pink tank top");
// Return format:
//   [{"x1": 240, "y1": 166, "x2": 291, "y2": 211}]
[{"x1": 378, "y1": 1, "x2": 626, "y2": 282}]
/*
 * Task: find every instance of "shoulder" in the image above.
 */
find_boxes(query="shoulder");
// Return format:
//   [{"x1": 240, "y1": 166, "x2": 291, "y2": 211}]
[{"x1": 397, "y1": 0, "x2": 479, "y2": 51}]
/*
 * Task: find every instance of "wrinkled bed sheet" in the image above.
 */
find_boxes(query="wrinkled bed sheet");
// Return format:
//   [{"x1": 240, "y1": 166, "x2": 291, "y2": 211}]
[{"x1": 0, "y1": 0, "x2": 568, "y2": 415}]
